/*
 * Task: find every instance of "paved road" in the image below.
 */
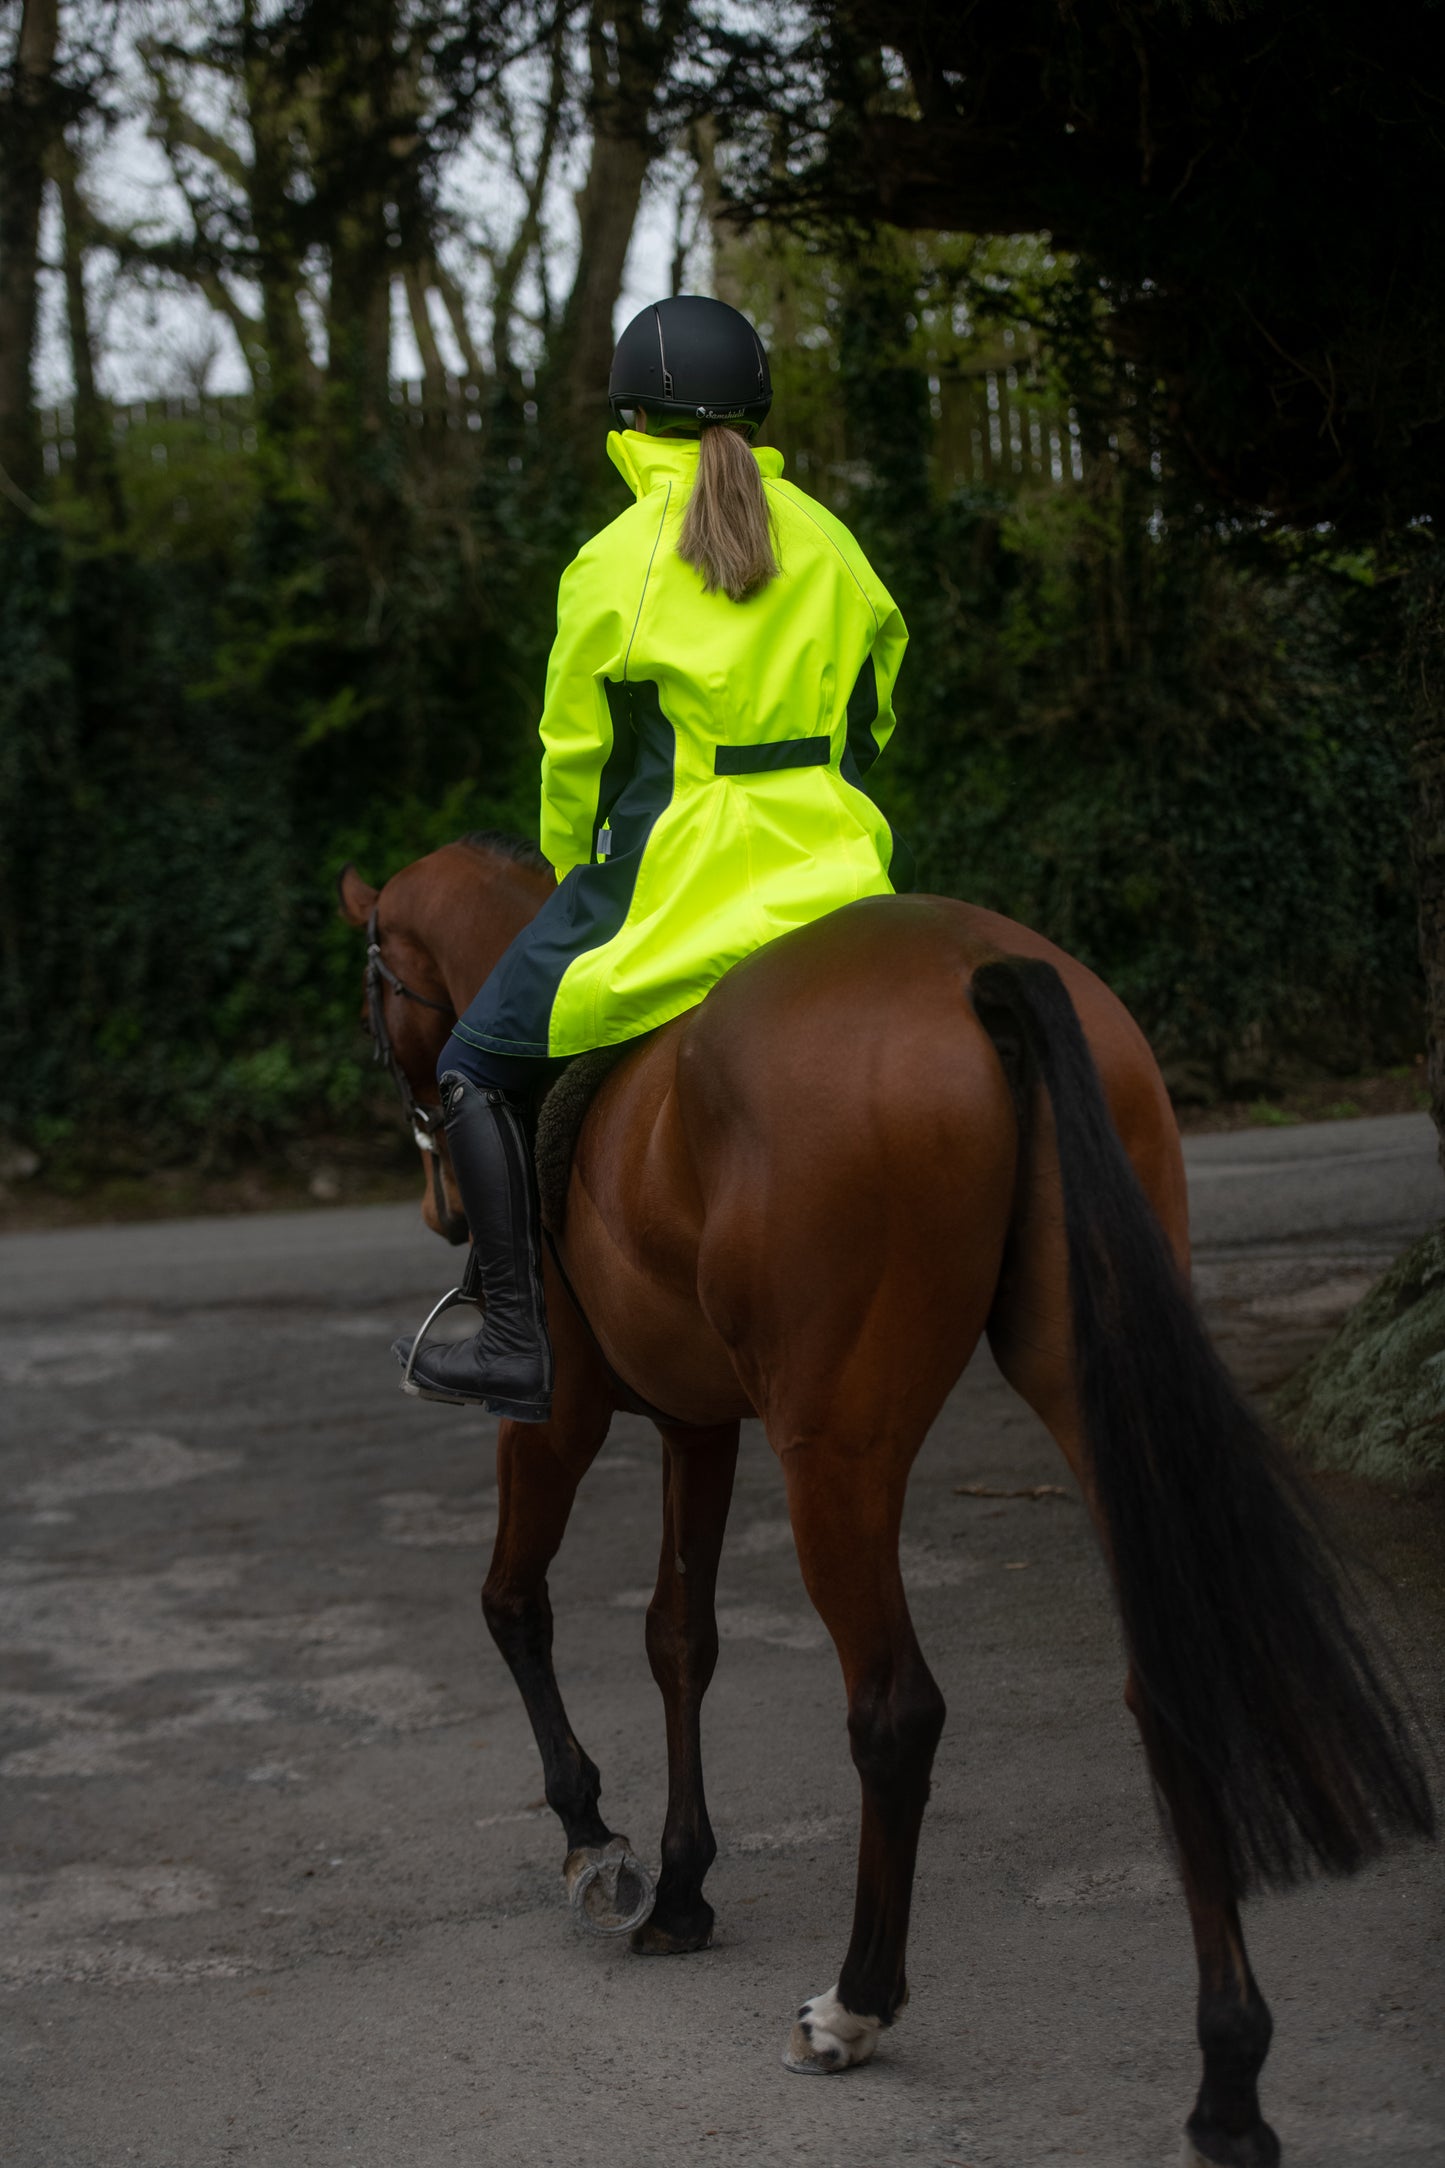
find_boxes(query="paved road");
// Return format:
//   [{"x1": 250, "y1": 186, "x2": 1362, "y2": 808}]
[
  {"x1": 1181, "y1": 1111, "x2": 1441, "y2": 1245},
  {"x1": 1, "y1": 1118, "x2": 1441, "y2": 2168}
]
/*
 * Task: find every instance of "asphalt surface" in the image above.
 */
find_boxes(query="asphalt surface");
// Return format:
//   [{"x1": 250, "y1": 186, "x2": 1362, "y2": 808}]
[{"x1": 1, "y1": 1114, "x2": 1441, "y2": 2168}]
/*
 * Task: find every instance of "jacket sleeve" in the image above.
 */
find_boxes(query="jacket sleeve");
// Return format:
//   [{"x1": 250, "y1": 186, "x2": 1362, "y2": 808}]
[
  {"x1": 781, "y1": 480, "x2": 907, "y2": 772},
  {"x1": 537, "y1": 545, "x2": 629, "y2": 881},
  {"x1": 858, "y1": 579, "x2": 907, "y2": 770},
  {"x1": 845, "y1": 570, "x2": 914, "y2": 891}
]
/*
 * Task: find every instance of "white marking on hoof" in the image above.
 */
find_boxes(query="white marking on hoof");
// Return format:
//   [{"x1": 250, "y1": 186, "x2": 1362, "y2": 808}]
[
  {"x1": 563, "y1": 1836, "x2": 655, "y2": 1936},
  {"x1": 782, "y1": 1984, "x2": 882, "y2": 2074}
]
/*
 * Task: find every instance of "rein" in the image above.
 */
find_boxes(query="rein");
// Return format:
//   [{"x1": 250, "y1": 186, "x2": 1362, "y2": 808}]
[{"x1": 364, "y1": 907, "x2": 458, "y2": 1230}]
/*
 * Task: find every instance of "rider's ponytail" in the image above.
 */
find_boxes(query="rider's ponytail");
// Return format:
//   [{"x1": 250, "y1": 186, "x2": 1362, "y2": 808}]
[{"x1": 678, "y1": 424, "x2": 779, "y2": 602}]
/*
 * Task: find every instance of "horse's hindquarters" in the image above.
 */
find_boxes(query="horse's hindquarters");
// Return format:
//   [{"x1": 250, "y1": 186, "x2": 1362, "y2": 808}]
[{"x1": 672, "y1": 900, "x2": 1022, "y2": 1435}]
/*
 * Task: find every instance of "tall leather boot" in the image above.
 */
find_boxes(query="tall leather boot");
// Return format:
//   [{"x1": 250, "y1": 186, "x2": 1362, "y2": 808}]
[{"x1": 391, "y1": 1072, "x2": 554, "y2": 1420}]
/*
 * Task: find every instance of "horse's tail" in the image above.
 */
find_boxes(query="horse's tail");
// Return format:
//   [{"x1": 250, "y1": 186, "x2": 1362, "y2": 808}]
[{"x1": 969, "y1": 955, "x2": 1434, "y2": 1894}]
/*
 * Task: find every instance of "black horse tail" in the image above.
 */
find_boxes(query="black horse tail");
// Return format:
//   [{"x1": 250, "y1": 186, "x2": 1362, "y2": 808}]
[{"x1": 970, "y1": 955, "x2": 1434, "y2": 1894}]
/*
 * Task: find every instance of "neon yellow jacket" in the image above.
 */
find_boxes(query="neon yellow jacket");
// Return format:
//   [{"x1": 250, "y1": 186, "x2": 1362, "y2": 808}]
[{"x1": 458, "y1": 430, "x2": 908, "y2": 1063}]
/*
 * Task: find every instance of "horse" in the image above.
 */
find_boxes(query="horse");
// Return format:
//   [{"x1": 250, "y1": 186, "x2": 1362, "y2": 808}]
[{"x1": 337, "y1": 830, "x2": 1431, "y2": 2168}]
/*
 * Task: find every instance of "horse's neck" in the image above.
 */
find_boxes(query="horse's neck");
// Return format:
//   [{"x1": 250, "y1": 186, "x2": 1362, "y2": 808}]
[{"x1": 427, "y1": 851, "x2": 550, "y2": 1010}]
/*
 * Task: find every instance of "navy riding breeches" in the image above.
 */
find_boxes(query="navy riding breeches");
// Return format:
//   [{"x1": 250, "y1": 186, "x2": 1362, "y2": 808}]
[{"x1": 435, "y1": 1029, "x2": 559, "y2": 1099}]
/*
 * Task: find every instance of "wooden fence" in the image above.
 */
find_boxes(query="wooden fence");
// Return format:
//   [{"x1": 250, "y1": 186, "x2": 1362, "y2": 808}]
[
  {"x1": 38, "y1": 369, "x2": 1086, "y2": 493},
  {"x1": 787, "y1": 366, "x2": 1086, "y2": 495}
]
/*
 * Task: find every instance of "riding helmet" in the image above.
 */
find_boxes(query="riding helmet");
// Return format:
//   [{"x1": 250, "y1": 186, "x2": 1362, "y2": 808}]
[{"x1": 609, "y1": 295, "x2": 772, "y2": 435}]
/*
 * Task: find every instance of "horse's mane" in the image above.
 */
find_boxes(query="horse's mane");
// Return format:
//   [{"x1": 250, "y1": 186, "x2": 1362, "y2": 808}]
[{"x1": 458, "y1": 829, "x2": 549, "y2": 875}]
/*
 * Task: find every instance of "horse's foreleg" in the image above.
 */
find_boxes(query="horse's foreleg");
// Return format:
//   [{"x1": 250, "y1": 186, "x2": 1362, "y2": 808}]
[
  {"x1": 631, "y1": 1420, "x2": 740, "y2": 1956},
  {"x1": 776, "y1": 1441, "x2": 946, "y2": 2073},
  {"x1": 482, "y1": 1395, "x2": 651, "y2": 1930},
  {"x1": 482, "y1": 1408, "x2": 611, "y2": 1850}
]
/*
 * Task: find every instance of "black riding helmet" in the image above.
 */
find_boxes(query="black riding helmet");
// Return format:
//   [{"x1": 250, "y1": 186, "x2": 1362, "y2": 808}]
[{"x1": 609, "y1": 295, "x2": 772, "y2": 436}]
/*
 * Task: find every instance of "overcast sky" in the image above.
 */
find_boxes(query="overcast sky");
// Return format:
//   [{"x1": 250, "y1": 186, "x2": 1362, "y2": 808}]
[{"x1": 34, "y1": 9, "x2": 706, "y2": 408}]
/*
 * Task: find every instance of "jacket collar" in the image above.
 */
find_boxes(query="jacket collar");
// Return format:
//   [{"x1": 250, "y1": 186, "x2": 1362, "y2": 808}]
[{"x1": 606, "y1": 429, "x2": 785, "y2": 499}]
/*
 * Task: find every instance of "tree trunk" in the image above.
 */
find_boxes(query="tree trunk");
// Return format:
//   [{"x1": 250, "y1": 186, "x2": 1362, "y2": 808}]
[
  {"x1": 546, "y1": 0, "x2": 687, "y2": 467},
  {"x1": 1273, "y1": 1229, "x2": 1445, "y2": 1483},
  {"x1": 53, "y1": 135, "x2": 125, "y2": 531},
  {"x1": 694, "y1": 118, "x2": 745, "y2": 310},
  {"x1": 432, "y1": 260, "x2": 484, "y2": 390},
  {"x1": 1404, "y1": 546, "x2": 1445, "y2": 1181},
  {"x1": 491, "y1": 8, "x2": 567, "y2": 391},
  {"x1": 316, "y1": 0, "x2": 402, "y2": 504},
  {"x1": 403, "y1": 263, "x2": 447, "y2": 431},
  {"x1": 0, "y1": 0, "x2": 59, "y2": 511},
  {"x1": 241, "y1": 4, "x2": 318, "y2": 441}
]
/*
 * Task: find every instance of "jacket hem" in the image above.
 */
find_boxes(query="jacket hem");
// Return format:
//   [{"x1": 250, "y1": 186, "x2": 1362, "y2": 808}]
[{"x1": 451, "y1": 1019, "x2": 553, "y2": 1060}]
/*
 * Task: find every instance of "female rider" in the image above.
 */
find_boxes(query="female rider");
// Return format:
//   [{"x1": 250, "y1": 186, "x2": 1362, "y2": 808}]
[{"x1": 395, "y1": 294, "x2": 909, "y2": 1418}]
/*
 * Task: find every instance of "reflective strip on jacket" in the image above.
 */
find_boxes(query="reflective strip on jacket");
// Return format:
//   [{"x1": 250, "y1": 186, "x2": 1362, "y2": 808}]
[{"x1": 452, "y1": 428, "x2": 910, "y2": 1063}]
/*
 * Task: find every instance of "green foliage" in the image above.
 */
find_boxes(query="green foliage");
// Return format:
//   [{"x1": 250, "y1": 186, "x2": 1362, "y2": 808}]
[
  {"x1": 0, "y1": 226, "x2": 1421, "y2": 1172},
  {"x1": 0, "y1": 413, "x2": 563, "y2": 1170},
  {"x1": 885, "y1": 486, "x2": 1417, "y2": 1089},
  {"x1": 737, "y1": 232, "x2": 1420, "y2": 1096}
]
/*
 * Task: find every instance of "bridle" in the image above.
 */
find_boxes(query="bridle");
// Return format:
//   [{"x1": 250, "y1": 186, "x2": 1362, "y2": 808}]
[{"x1": 364, "y1": 907, "x2": 459, "y2": 1229}]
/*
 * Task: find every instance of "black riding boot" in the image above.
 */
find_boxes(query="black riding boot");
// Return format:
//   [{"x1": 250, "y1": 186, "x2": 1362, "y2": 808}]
[{"x1": 392, "y1": 1073, "x2": 554, "y2": 1421}]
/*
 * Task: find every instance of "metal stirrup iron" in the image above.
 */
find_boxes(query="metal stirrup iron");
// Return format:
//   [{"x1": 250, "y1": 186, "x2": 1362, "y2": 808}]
[{"x1": 399, "y1": 1248, "x2": 486, "y2": 1398}]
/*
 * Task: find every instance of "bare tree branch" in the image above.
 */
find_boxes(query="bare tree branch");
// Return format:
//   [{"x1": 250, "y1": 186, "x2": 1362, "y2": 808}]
[
  {"x1": 430, "y1": 254, "x2": 486, "y2": 384},
  {"x1": 491, "y1": 5, "x2": 570, "y2": 381},
  {"x1": 403, "y1": 259, "x2": 446, "y2": 408},
  {"x1": 138, "y1": 36, "x2": 253, "y2": 189}
]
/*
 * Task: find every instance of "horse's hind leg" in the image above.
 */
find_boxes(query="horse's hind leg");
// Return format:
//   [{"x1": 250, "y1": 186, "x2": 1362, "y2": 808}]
[
  {"x1": 481, "y1": 1392, "x2": 654, "y2": 1933},
  {"x1": 1129, "y1": 1674, "x2": 1279, "y2": 2168},
  {"x1": 630, "y1": 1420, "x2": 740, "y2": 1956},
  {"x1": 774, "y1": 1431, "x2": 946, "y2": 2072},
  {"x1": 988, "y1": 1234, "x2": 1278, "y2": 2166}
]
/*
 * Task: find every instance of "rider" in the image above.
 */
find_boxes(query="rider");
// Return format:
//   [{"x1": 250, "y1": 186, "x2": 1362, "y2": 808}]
[{"x1": 395, "y1": 294, "x2": 910, "y2": 1419}]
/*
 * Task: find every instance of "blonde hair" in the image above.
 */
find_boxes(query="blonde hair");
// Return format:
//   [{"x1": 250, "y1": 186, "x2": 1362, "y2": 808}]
[{"x1": 677, "y1": 424, "x2": 779, "y2": 601}]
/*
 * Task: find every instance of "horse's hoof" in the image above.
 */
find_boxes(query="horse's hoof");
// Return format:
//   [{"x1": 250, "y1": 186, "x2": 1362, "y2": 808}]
[
  {"x1": 629, "y1": 1911, "x2": 714, "y2": 1955},
  {"x1": 781, "y1": 1985, "x2": 881, "y2": 2075},
  {"x1": 1182, "y1": 2124, "x2": 1282, "y2": 2167},
  {"x1": 563, "y1": 1836, "x2": 655, "y2": 1936}
]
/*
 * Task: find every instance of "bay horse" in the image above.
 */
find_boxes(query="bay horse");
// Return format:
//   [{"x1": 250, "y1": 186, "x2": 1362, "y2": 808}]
[{"x1": 337, "y1": 832, "x2": 1430, "y2": 2167}]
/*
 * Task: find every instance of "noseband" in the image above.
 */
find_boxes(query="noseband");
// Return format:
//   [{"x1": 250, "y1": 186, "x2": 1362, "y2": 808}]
[{"x1": 364, "y1": 908, "x2": 459, "y2": 1227}]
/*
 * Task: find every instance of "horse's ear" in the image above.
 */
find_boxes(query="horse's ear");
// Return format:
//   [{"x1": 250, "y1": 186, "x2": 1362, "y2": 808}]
[{"x1": 336, "y1": 863, "x2": 379, "y2": 927}]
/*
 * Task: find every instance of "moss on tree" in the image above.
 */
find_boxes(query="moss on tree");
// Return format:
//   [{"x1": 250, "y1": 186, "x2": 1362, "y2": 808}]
[{"x1": 1274, "y1": 1227, "x2": 1445, "y2": 1485}]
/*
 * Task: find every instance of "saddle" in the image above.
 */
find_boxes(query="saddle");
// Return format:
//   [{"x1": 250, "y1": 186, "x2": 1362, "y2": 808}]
[{"x1": 533, "y1": 1042, "x2": 639, "y2": 1235}]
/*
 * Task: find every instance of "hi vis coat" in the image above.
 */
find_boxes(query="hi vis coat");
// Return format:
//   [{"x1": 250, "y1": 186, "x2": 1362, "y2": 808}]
[{"x1": 453, "y1": 429, "x2": 909, "y2": 1062}]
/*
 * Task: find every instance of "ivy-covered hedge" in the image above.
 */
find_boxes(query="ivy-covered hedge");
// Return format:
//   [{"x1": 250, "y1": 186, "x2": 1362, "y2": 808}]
[
  {"x1": 0, "y1": 379, "x2": 1418, "y2": 1176},
  {"x1": 872, "y1": 488, "x2": 1415, "y2": 1093}
]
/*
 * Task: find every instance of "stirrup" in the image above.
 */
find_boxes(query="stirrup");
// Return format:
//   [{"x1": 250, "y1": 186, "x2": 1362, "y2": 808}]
[
  {"x1": 400, "y1": 1285, "x2": 469, "y2": 1398},
  {"x1": 399, "y1": 1247, "x2": 485, "y2": 1399}
]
